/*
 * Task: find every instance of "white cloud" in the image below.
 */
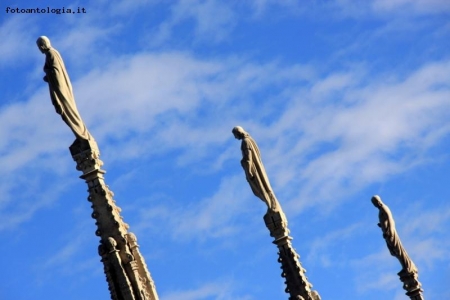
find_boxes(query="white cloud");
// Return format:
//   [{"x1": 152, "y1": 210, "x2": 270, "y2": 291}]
[
  {"x1": 372, "y1": 0, "x2": 450, "y2": 14},
  {"x1": 310, "y1": 73, "x2": 358, "y2": 100},
  {"x1": 0, "y1": 16, "x2": 37, "y2": 66},
  {"x1": 349, "y1": 199, "x2": 450, "y2": 296},
  {"x1": 1, "y1": 3, "x2": 449, "y2": 299},
  {"x1": 134, "y1": 175, "x2": 258, "y2": 242},
  {"x1": 318, "y1": 0, "x2": 450, "y2": 18},
  {"x1": 34, "y1": 217, "x2": 101, "y2": 288},
  {"x1": 402, "y1": 206, "x2": 450, "y2": 237},
  {"x1": 0, "y1": 89, "x2": 69, "y2": 173},
  {"x1": 0, "y1": 177, "x2": 72, "y2": 232},
  {"x1": 162, "y1": 281, "x2": 253, "y2": 300},
  {"x1": 269, "y1": 61, "x2": 450, "y2": 211},
  {"x1": 0, "y1": 50, "x2": 310, "y2": 232},
  {"x1": 152, "y1": 0, "x2": 236, "y2": 45},
  {"x1": 393, "y1": 204, "x2": 450, "y2": 269},
  {"x1": 358, "y1": 271, "x2": 398, "y2": 293},
  {"x1": 107, "y1": 0, "x2": 159, "y2": 15},
  {"x1": 350, "y1": 249, "x2": 400, "y2": 293},
  {"x1": 0, "y1": 90, "x2": 78, "y2": 232},
  {"x1": 64, "y1": 52, "x2": 313, "y2": 165},
  {"x1": 53, "y1": 25, "x2": 118, "y2": 66},
  {"x1": 248, "y1": 0, "x2": 306, "y2": 18},
  {"x1": 306, "y1": 223, "x2": 362, "y2": 267},
  {"x1": 40, "y1": 231, "x2": 89, "y2": 270},
  {"x1": 2, "y1": 40, "x2": 450, "y2": 236}
]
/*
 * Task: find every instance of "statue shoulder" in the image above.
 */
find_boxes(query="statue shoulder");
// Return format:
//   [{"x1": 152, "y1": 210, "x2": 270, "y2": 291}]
[
  {"x1": 241, "y1": 136, "x2": 252, "y2": 147},
  {"x1": 45, "y1": 48, "x2": 57, "y2": 63},
  {"x1": 46, "y1": 48, "x2": 64, "y2": 64}
]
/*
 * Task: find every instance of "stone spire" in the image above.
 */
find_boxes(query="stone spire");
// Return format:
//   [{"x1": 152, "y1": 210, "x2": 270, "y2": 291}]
[
  {"x1": 232, "y1": 126, "x2": 320, "y2": 300},
  {"x1": 38, "y1": 36, "x2": 159, "y2": 300},
  {"x1": 265, "y1": 210, "x2": 321, "y2": 300},
  {"x1": 371, "y1": 195, "x2": 424, "y2": 300},
  {"x1": 70, "y1": 139, "x2": 159, "y2": 300}
]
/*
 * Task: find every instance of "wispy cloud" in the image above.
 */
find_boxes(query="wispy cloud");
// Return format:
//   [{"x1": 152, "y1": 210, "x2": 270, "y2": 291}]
[
  {"x1": 270, "y1": 60, "x2": 450, "y2": 211},
  {"x1": 2, "y1": 2, "x2": 449, "y2": 299},
  {"x1": 134, "y1": 175, "x2": 258, "y2": 242},
  {"x1": 0, "y1": 16, "x2": 37, "y2": 66},
  {"x1": 152, "y1": 0, "x2": 236, "y2": 45},
  {"x1": 311, "y1": 0, "x2": 450, "y2": 18},
  {"x1": 350, "y1": 249, "x2": 399, "y2": 293},
  {"x1": 0, "y1": 89, "x2": 69, "y2": 173},
  {"x1": 3, "y1": 44, "x2": 449, "y2": 233},
  {"x1": 394, "y1": 203, "x2": 450, "y2": 269},
  {"x1": 39, "y1": 221, "x2": 93, "y2": 272},
  {"x1": 350, "y1": 198, "x2": 450, "y2": 296},
  {"x1": 162, "y1": 281, "x2": 253, "y2": 300},
  {"x1": 306, "y1": 223, "x2": 362, "y2": 267},
  {"x1": 0, "y1": 170, "x2": 74, "y2": 232},
  {"x1": 107, "y1": 0, "x2": 159, "y2": 15},
  {"x1": 371, "y1": 0, "x2": 450, "y2": 15},
  {"x1": 357, "y1": 271, "x2": 398, "y2": 293}
]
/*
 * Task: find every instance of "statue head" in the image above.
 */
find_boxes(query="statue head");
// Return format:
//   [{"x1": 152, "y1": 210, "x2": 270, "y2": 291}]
[
  {"x1": 232, "y1": 126, "x2": 247, "y2": 140},
  {"x1": 36, "y1": 36, "x2": 52, "y2": 53},
  {"x1": 371, "y1": 195, "x2": 383, "y2": 208},
  {"x1": 104, "y1": 237, "x2": 118, "y2": 252},
  {"x1": 125, "y1": 232, "x2": 138, "y2": 246}
]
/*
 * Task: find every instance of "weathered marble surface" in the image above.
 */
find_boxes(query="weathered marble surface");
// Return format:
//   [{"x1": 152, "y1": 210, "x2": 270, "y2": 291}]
[
  {"x1": 372, "y1": 195, "x2": 424, "y2": 300},
  {"x1": 37, "y1": 36, "x2": 92, "y2": 142},
  {"x1": 232, "y1": 126, "x2": 280, "y2": 212},
  {"x1": 233, "y1": 126, "x2": 321, "y2": 300}
]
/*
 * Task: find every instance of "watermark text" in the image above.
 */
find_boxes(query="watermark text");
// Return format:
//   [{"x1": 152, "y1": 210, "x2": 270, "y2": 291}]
[{"x1": 5, "y1": 6, "x2": 86, "y2": 14}]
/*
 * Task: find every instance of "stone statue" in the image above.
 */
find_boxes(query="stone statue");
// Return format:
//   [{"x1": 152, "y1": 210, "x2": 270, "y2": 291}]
[
  {"x1": 37, "y1": 36, "x2": 92, "y2": 142},
  {"x1": 232, "y1": 126, "x2": 280, "y2": 211},
  {"x1": 371, "y1": 195, "x2": 417, "y2": 274},
  {"x1": 232, "y1": 126, "x2": 320, "y2": 300}
]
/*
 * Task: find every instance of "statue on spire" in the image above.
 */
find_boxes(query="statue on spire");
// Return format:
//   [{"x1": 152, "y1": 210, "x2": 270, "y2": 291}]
[
  {"x1": 37, "y1": 36, "x2": 93, "y2": 143},
  {"x1": 232, "y1": 126, "x2": 321, "y2": 300},
  {"x1": 371, "y1": 195, "x2": 417, "y2": 273},
  {"x1": 232, "y1": 126, "x2": 280, "y2": 212},
  {"x1": 371, "y1": 195, "x2": 424, "y2": 299}
]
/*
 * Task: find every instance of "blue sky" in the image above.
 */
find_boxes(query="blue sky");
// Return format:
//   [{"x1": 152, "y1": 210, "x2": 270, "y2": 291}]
[{"x1": 1, "y1": 0, "x2": 450, "y2": 299}]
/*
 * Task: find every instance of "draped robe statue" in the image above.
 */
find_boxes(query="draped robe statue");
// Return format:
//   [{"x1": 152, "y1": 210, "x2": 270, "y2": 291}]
[
  {"x1": 37, "y1": 36, "x2": 92, "y2": 142},
  {"x1": 372, "y1": 195, "x2": 417, "y2": 274},
  {"x1": 232, "y1": 126, "x2": 280, "y2": 212}
]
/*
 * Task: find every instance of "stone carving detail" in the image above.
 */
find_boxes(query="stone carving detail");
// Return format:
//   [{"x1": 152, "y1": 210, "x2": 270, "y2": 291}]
[
  {"x1": 59, "y1": 98, "x2": 159, "y2": 299},
  {"x1": 264, "y1": 209, "x2": 289, "y2": 238},
  {"x1": 126, "y1": 233, "x2": 159, "y2": 300},
  {"x1": 105, "y1": 237, "x2": 136, "y2": 300},
  {"x1": 99, "y1": 244, "x2": 120, "y2": 300},
  {"x1": 70, "y1": 139, "x2": 102, "y2": 173},
  {"x1": 267, "y1": 210, "x2": 320, "y2": 300},
  {"x1": 372, "y1": 195, "x2": 417, "y2": 273},
  {"x1": 232, "y1": 126, "x2": 280, "y2": 212},
  {"x1": 40, "y1": 35, "x2": 158, "y2": 300},
  {"x1": 37, "y1": 36, "x2": 93, "y2": 144},
  {"x1": 372, "y1": 195, "x2": 424, "y2": 300},
  {"x1": 233, "y1": 126, "x2": 320, "y2": 300}
]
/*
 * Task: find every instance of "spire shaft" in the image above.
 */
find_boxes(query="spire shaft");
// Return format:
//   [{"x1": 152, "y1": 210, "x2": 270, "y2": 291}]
[{"x1": 71, "y1": 140, "x2": 159, "y2": 300}]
